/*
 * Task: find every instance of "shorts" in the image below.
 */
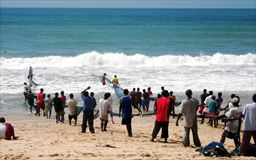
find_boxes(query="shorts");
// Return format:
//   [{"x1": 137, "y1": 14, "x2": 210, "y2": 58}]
[
  {"x1": 222, "y1": 130, "x2": 238, "y2": 139},
  {"x1": 198, "y1": 105, "x2": 205, "y2": 114},
  {"x1": 208, "y1": 112, "x2": 218, "y2": 120},
  {"x1": 68, "y1": 114, "x2": 77, "y2": 120},
  {"x1": 122, "y1": 117, "x2": 132, "y2": 125}
]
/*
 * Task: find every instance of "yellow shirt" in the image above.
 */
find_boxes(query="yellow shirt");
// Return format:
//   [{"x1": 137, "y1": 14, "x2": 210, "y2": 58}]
[{"x1": 112, "y1": 78, "x2": 119, "y2": 85}]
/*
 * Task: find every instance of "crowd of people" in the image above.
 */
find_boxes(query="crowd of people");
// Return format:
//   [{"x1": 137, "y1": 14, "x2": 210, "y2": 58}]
[{"x1": 1, "y1": 69, "x2": 255, "y2": 157}]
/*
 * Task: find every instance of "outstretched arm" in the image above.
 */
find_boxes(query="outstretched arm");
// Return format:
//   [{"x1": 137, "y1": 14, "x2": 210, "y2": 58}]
[{"x1": 81, "y1": 86, "x2": 90, "y2": 93}]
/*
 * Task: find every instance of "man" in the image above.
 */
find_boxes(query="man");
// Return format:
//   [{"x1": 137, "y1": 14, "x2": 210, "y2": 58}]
[
  {"x1": 67, "y1": 93, "x2": 78, "y2": 125},
  {"x1": 151, "y1": 90, "x2": 170, "y2": 143},
  {"x1": 90, "y1": 92, "x2": 97, "y2": 109},
  {"x1": 60, "y1": 91, "x2": 66, "y2": 122},
  {"x1": 135, "y1": 88, "x2": 142, "y2": 109},
  {"x1": 23, "y1": 82, "x2": 31, "y2": 102},
  {"x1": 99, "y1": 92, "x2": 114, "y2": 132},
  {"x1": 220, "y1": 97, "x2": 242, "y2": 149},
  {"x1": 198, "y1": 89, "x2": 209, "y2": 117},
  {"x1": 27, "y1": 66, "x2": 37, "y2": 87},
  {"x1": 60, "y1": 91, "x2": 67, "y2": 107},
  {"x1": 204, "y1": 90, "x2": 213, "y2": 108},
  {"x1": 216, "y1": 92, "x2": 223, "y2": 108},
  {"x1": 142, "y1": 89, "x2": 150, "y2": 112},
  {"x1": 169, "y1": 91, "x2": 176, "y2": 118},
  {"x1": 240, "y1": 93, "x2": 256, "y2": 156},
  {"x1": 161, "y1": 86, "x2": 165, "y2": 92},
  {"x1": 112, "y1": 75, "x2": 119, "y2": 86},
  {"x1": 200, "y1": 89, "x2": 209, "y2": 105},
  {"x1": 53, "y1": 92, "x2": 64, "y2": 123},
  {"x1": 225, "y1": 94, "x2": 236, "y2": 110},
  {"x1": 27, "y1": 91, "x2": 36, "y2": 113},
  {"x1": 176, "y1": 89, "x2": 201, "y2": 147},
  {"x1": 28, "y1": 66, "x2": 33, "y2": 80},
  {"x1": 101, "y1": 73, "x2": 107, "y2": 85},
  {"x1": 130, "y1": 88, "x2": 142, "y2": 114},
  {"x1": 119, "y1": 89, "x2": 133, "y2": 137},
  {"x1": 201, "y1": 90, "x2": 213, "y2": 124},
  {"x1": 147, "y1": 87, "x2": 153, "y2": 96},
  {"x1": 36, "y1": 88, "x2": 45, "y2": 116},
  {"x1": 81, "y1": 88, "x2": 95, "y2": 133}
]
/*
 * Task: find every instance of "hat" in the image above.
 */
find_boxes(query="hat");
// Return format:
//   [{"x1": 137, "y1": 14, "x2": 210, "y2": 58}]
[{"x1": 231, "y1": 97, "x2": 239, "y2": 103}]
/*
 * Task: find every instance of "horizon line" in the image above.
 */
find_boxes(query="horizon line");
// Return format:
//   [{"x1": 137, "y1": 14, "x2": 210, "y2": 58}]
[{"x1": 1, "y1": 7, "x2": 256, "y2": 9}]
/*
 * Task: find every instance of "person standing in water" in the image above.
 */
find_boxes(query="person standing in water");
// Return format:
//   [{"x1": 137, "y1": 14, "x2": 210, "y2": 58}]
[
  {"x1": 112, "y1": 75, "x2": 119, "y2": 86},
  {"x1": 27, "y1": 91, "x2": 36, "y2": 113},
  {"x1": 101, "y1": 73, "x2": 107, "y2": 85},
  {"x1": 27, "y1": 66, "x2": 37, "y2": 87},
  {"x1": 23, "y1": 82, "x2": 31, "y2": 102},
  {"x1": 28, "y1": 66, "x2": 33, "y2": 80}
]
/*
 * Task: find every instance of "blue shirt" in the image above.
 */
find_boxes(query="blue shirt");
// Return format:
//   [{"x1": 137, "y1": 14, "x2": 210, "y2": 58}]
[
  {"x1": 91, "y1": 96, "x2": 97, "y2": 108},
  {"x1": 120, "y1": 95, "x2": 132, "y2": 118},
  {"x1": 208, "y1": 100, "x2": 217, "y2": 112},
  {"x1": 81, "y1": 95, "x2": 94, "y2": 112}
]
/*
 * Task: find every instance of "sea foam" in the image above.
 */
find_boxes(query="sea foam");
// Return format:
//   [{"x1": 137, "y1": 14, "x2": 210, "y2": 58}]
[
  {"x1": 0, "y1": 52, "x2": 255, "y2": 94},
  {"x1": 0, "y1": 52, "x2": 255, "y2": 69}
]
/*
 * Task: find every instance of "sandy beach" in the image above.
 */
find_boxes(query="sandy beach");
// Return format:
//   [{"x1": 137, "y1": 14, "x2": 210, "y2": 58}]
[
  {"x1": 1, "y1": 5, "x2": 256, "y2": 160},
  {"x1": 1, "y1": 112, "x2": 255, "y2": 160}
]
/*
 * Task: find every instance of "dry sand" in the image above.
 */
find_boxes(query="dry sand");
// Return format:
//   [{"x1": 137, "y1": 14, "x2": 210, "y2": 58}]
[{"x1": 0, "y1": 113, "x2": 255, "y2": 160}]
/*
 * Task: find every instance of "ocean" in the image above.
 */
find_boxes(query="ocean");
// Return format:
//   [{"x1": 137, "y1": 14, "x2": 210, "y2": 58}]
[{"x1": 0, "y1": 8, "x2": 256, "y2": 115}]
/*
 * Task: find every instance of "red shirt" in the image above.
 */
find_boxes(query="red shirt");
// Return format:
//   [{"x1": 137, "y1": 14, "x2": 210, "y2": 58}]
[
  {"x1": 130, "y1": 91, "x2": 136, "y2": 101},
  {"x1": 60, "y1": 96, "x2": 66, "y2": 105},
  {"x1": 156, "y1": 97, "x2": 170, "y2": 122},
  {"x1": 148, "y1": 91, "x2": 153, "y2": 96},
  {"x1": 37, "y1": 92, "x2": 45, "y2": 105},
  {"x1": 101, "y1": 76, "x2": 106, "y2": 85}
]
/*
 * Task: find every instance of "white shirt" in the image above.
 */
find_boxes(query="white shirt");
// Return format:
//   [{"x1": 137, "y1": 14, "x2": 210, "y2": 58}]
[
  {"x1": 0, "y1": 123, "x2": 6, "y2": 139},
  {"x1": 204, "y1": 95, "x2": 212, "y2": 107},
  {"x1": 225, "y1": 107, "x2": 243, "y2": 133},
  {"x1": 67, "y1": 99, "x2": 78, "y2": 116},
  {"x1": 99, "y1": 99, "x2": 112, "y2": 120},
  {"x1": 243, "y1": 102, "x2": 256, "y2": 131}
]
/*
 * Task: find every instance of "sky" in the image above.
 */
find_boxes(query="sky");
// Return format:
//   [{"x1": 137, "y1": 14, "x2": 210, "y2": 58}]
[{"x1": 1, "y1": 0, "x2": 256, "y2": 8}]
